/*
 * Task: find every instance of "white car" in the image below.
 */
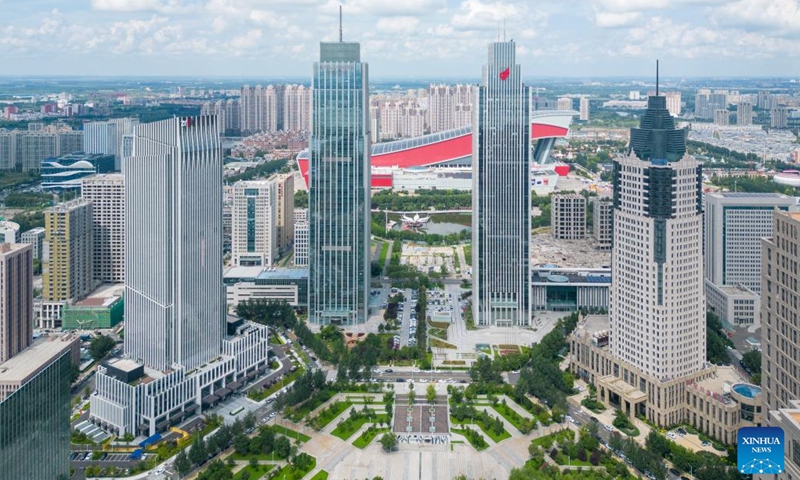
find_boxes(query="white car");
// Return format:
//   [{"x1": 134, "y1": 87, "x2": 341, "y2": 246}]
[
  {"x1": 667, "y1": 432, "x2": 676, "y2": 439},
  {"x1": 412, "y1": 368, "x2": 420, "y2": 373},
  {"x1": 566, "y1": 415, "x2": 575, "y2": 424},
  {"x1": 603, "y1": 424, "x2": 614, "y2": 432}
]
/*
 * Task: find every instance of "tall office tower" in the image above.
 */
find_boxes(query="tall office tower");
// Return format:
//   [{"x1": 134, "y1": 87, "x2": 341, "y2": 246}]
[
  {"x1": 294, "y1": 211, "x2": 309, "y2": 267},
  {"x1": 592, "y1": 197, "x2": 613, "y2": 250},
  {"x1": 472, "y1": 41, "x2": 531, "y2": 327},
  {"x1": 579, "y1": 96, "x2": 590, "y2": 121},
  {"x1": 762, "y1": 210, "x2": 800, "y2": 415},
  {"x1": 83, "y1": 121, "x2": 117, "y2": 157},
  {"x1": 757, "y1": 90, "x2": 775, "y2": 110},
  {"x1": 308, "y1": 40, "x2": 370, "y2": 325},
  {"x1": 694, "y1": 92, "x2": 710, "y2": 118},
  {"x1": 231, "y1": 179, "x2": 278, "y2": 267},
  {"x1": 737, "y1": 102, "x2": 753, "y2": 126},
  {"x1": 713, "y1": 109, "x2": 729, "y2": 126},
  {"x1": 771, "y1": 107, "x2": 789, "y2": 128},
  {"x1": 124, "y1": 116, "x2": 223, "y2": 371},
  {"x1": 557, "y1": 97, "x2": 573, "y2": 111},
  {"x1": 108, "y1": 118, "x2": 139, "y2": 170},
  {"x1": 427, "y1": 84, "x2": 454, "y2": 133},
  {"x1": 610, "y1": 92, "x2": 705, "y2": 380},
  {"x1": 664, "y1": 91, "x2": 681, "y2": 117},
  {"x1": 41, "y1": 198, "x2": 94, "y2": 326},
  {"x1": 0, "y1": 243, "x2": 33, "y2": 363},
  {"x1": 0, "y1": 335, "x2": 77, "y2": 480},
  {"x1": 704, "y1": 192, "x2": 794, "y2": 326},
  {"x1": 283, "y1": 85, "x2": 311, "y2": 132},
  {"x1": 20, "y1": 227, "x2": 45, "y2": 260},
  {"x1": 551, "y1": 194, "x2": 587, "y2": 240},
  {"x1": 81, "y1": 174, "x2": 125, "y2": 283},
  {"x1": 274, "y1": 173, "x2": 295, "y2": 255}
]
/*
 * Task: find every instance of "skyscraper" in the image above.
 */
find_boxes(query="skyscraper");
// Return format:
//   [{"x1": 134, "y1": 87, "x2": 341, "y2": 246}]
[
  {"x1": 274, "y1": 173, "x2": 295, "y2": 255},
  {"x1": 123, "y1": 116, "x2": 223, "y2": 371},
  {"x1": 0, "y1": 243, "x2": 33, "y2": 363},
  {"x1": 81, "y1": 174, "x2": 125, "y2": 283},
  {"x1": 91, "y1": 116, "x2": 271, "y2": 437},
  {"x1": 762, "y1": 210, "x2": 800, "y2": 415},
  {"x1": 611, "y1": 92, "x2": 705, "y2": 380},
  {"x1": 472, "y1": 41, "x2": 531, "y2": 327},
  {"x1": 231, "y1": 179, "x2": 278, "y2": 267},
  {"x1": 308, "y1": 39, "x2": 370, "y2": 325}
]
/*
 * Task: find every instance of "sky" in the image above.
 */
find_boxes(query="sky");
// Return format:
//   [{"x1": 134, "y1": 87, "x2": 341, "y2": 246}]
[{"x1": 0, "y1": 0, "x2": 799, "y2": 78}]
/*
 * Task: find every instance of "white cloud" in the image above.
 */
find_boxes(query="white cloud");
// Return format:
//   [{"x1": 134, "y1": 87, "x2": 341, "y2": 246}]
[
  {"x1": 90, "y1": 0, "x2": 186, "y2": 13},
  {"x1": 712, "y1": 0, "x2": 800, "y2": 34},
  {"x1": 451, "y1": 0, "x2": 536, "y2": 31},
  {"x1": 375, "y1": 16, "x2": 420, "y2": 34},
  {"x1": 346, "y1": 0, "x2": 446, "y2": 16},
  {"x1": 228, "y1": 29, "x2": 263, "y2": 54},
  {"x1": 594, "y1": 10, "x2": 642, "y2": 28}
]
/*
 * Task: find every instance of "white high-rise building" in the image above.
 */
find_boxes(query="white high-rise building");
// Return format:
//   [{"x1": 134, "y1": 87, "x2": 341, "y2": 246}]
[
  {"x1": 664, "y1": 91, "x2": 681, "y2": 117},
  {"x1": 294, "y1": 209, "x2": 309, "y2": 268},
  {"x1": 123, "y1": 116, "x2": 224, "y2": 371},
  {"x1": 283, "y1": 85, "x2": 311, "y2": 132},
  {"x1": 231, "y1": 179, "x2": 278, "y2": 267},
  {"x1": 579, "y1": 97, "x2": 590, "y2": 121},
  {"x1": 611, "y1": 94, "x2": 705, "y2": 380},
  {"x1": 91, "y1": 115, "x2": 271, "y2": 437},
  {"x1": 472, "y1": 41, "x2": 531, "y2": 327},
  {"x1": 81, "y1": 174, "x2": 125, "y2": 283},
  {"x1": 83, "y1": 121, "x2": 117, "y2": 158},
  {"x1": 557, "y1": 98, "x2": 573, "y2": 111},
  {"x1": 427, "y1": 84, "x2": 454, "y2": 133},
  {"x1": 737, "y1": 101, "x2": 753, "y2": 126}
]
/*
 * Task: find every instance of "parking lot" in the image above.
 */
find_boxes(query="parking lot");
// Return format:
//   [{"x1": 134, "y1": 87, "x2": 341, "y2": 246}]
[{"x1": 391, "y1": 288, "x2": 419, "y2": 349}]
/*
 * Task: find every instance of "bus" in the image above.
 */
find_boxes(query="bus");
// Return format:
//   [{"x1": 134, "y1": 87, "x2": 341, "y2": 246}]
[{"x1": 230, "y1": 406, "x2": 245, "y2": 416}]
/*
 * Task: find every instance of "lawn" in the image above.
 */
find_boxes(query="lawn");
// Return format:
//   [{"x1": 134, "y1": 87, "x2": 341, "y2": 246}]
[
  {"x1": 272, "y1": 454, "x2": 316, "y2": 480},
  {"x1": 270, "y1": 425, "x2": 311, "y2": 443},
  {"x1": 309, "y1": 401, "x2": 353, "y2": 430},
  {"x1": 331, "y1": 414, "x2": 390, "y2": 440},
  {"x1": 451, "y1": 427, "x2": 488, "y2": 451},
  {"x1": 309, "y1": 471, "x2": 329, "y2": 480},
  {"x1": 463, "y1": 245, "x2": 472, "y2": 266},
  {"x1": 378, "y1": 242, "x2": 389, "y2": 265},
  {"x1": 492, "y1": 403, "x2": 533, "y2": 432},
  {"x1": 430, "y1": 338, "x2": 457, "y2": 349},
  {"x1": 450, "y1": 416, "x2": 511, "y2": 443},
  {"x1": 352, "y1": 427, "x2": 390, "y2": 449},
  {"x1": 233, "y1": 464, "x2": 274, "y2": 480}
]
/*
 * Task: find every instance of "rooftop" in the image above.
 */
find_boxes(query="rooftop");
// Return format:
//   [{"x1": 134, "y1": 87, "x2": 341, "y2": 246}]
[
  {"x1": 106, "y1": 358, "x2": 142, "y2": 373},
  {"x1": 694, "y1": 365, "x2": 750, "y2": 397},
  {"x1": 578, "y1": 314, "x2": 611, "y2": 335},
  {"x1": 531, "y1": 234, "x2": 611, "y2": 268},
  {"x1": 73, "y1": 295, "x2": 121, "y2": 308},
  {"x1": 0, "y1": 243, "x2": 29, "y2": 256},
  {"x1": 224, "y1": 266, "x2": 309, "y2": 281},
  {"x1": 0, "y1": 336, "x2": 76, "y2": 384},
  {"x1": 714, "y1": 192, "x2": 790, "y2": 198}
]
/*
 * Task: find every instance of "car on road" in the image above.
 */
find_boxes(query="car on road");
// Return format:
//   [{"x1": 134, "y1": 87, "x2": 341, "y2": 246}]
[
  {"x1": 676, "y1": 428, "x2": 687, "y2": 436},
  {"x1": 669, "y1": 468, "x2": 681, "y2": 476},
  {"x1": 667, "y1": 432, "x2": 676, "y2": 439},
  {"x1": 412, "y1": 368, "x2": 420, "y2": 373},
  {"x1": 574, "y1": 420, "x2": 582, "y2": 427},
  {"x1": 396, "y1": 378, "x2": 405, "y2": 382},
  {"x1": 590, "y1": 416, "x2": 599, "y2": 423},
  {"x1": 603, "y1": 424, "x2": 614, "y2": 432},
  {"x1": 701, "y1": 440, "x2": 710, "y2": 447},
  {"x1": 384, "y1": 368, "x2": 393, "y2": 373},
  {"x1": 565, "y1": 415, "x2": 575, "y2": 423}
]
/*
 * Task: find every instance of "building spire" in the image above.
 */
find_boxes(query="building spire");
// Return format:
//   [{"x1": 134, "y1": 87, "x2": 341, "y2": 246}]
[
  {"x1": 339, "y1": 5, "x2": 343, "y2": 42},
  {"x1": 656, "y1": 59, "x2": 659, "y2": 96}
]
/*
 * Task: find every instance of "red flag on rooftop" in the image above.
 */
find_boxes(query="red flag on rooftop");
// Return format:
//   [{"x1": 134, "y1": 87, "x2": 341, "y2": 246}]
[{"x1": 499, "y1": 67, "x2": 510, "y2": 81}]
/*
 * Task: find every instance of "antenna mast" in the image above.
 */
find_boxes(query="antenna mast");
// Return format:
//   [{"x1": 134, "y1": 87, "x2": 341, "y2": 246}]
[
  {"x1": 339, "y1": 5, "x2": 343, "y2": 42},
  {"x1": 656, "y1": 59, "x2": 659, "y2": 96}
]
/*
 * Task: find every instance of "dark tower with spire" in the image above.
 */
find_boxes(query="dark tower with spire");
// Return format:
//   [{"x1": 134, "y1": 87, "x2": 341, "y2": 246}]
[{"x1": 628, "y1": 60, "x2": 688, "y2": 164}]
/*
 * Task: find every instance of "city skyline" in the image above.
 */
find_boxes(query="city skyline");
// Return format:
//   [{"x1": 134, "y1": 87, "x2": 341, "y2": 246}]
[{"x1": 2, "y1": 1, "x2": 800, "y2": 77}]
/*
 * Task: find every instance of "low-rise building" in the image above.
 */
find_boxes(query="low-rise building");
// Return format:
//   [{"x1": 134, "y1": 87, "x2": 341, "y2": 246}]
[
  {"x1": 62, "y1": 295, "x2": 123, "y2": 330},
  {"x1": 0, "y1": 220, "x2": 20, "y2": 244},
  {"x1": 531, "y1": 266, "x2": 610, "y2": 312},
  {"x1": 224, "y1": 266, "x2": 309, "y2": 307},
  {"x1": 705, "y1": 281, "x2": 760, "y2": 326},
  {"x1": 551, "y1": 194, "x2": 586, "y2": 240}
]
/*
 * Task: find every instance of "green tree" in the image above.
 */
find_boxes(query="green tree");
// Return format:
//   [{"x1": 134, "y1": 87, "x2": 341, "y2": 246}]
[
  {"x1": 88, "y1": 335, "x2": 116, "y2": 361},
  {"x1": 426, "y1": 384, "x2": 437, "y2": 404},
  {"x1": 174, "y1": 450, "x2": 191, "y2": 477},
  {"x1": 188, "y1": 434, "x2": 207, "y2": 466},
  {"x1": 380, "y1": 433, "x2": 398, "y2": 452},
  {"x1": 741, "y1": 349, "x2": 761, "y2": 374},
  {"x1": 233, "y1": 433, "x2": 250, "y2": 455}
]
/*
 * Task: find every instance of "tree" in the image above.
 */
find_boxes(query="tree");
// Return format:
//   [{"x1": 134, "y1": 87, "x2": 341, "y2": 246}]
[
  {"x1": 89, "y1": 335, "x2": 116, "y2": 361},
  {"x1": 188, "y1": 434, "x2": 207, "y2": 466},
  {"x1": 408, "y1": 388, "x2": 416, "y2": 405},
  {"x1": 380, "y1": 433, "x2": 398, "y2": 452},
  {"x1": 233, "y1": 433, "x2": 250, "y2": 455},
  {"x1": 248, "y1": 456, "x2": 259, "y2": 469},
  {"x1": 741, "y1": 349, "x2": 761, "y2": 374},
  {"x1": 274, "y1": 435, "x2": 291, "y2": 458},
  {"x1": 174, "y1": 450, "x2": 191, "y2": 477},
  {"x1": 646, "y1": 430, "x2": 671, "y2": 458},
  {"x1": 608, "y1": 431, "x2": 623, "y2": 452},
  {"x1": 426, "y1": 384, "x2": 437, "y2": 404}
]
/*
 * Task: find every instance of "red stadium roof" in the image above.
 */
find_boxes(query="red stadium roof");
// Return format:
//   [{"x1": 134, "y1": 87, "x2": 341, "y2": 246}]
[{"x1": 297, "y1": 110, "x2": 574, "y2": 187}]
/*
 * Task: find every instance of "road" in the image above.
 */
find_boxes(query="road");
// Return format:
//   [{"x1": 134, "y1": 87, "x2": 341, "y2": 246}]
[
  {"x1": 566, "y1": 404, "x2": 684, "y2": 480},
  {"x1": 399, "y1": 288, "x2": 413, "y2": 348}
]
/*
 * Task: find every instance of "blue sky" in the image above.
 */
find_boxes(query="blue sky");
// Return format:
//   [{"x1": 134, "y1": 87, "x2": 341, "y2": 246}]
[{"x1": 1, "y1": 0, "x2": 799, "y2": 78}]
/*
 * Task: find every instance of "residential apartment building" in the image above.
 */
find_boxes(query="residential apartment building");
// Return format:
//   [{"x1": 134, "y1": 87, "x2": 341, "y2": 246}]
[
  {"x1": 738, "y1": 102, "x2": 753, "y2": 126},
  {"x1": 592, "y1": 197, "x2": 612, "y2": 250},
  {"x1": 472, "y1": 41, "x2": 532, "y2": 327},
  {"x1": 0, "y1": 243, "x2": 33, "y2": 363},
  {"x1": 714, "y1": 109, "x2": 730, "y2": 126},
  {"x1": 557, "y1": 98, "x2": 573, "y2": 111},
  {"x1": 283, "y1": 84, "x2": 311, "y2": 133},
  {"x1": 41, "y1": 198, "x2": 94, "y2": 327},
  {"x1": 772, "y1": 107, "x2": 789, "y2": 128},
  {"x1": 579, "y1": 97, "x2": 590, "y2": 121},
  {"x1": 81, "y1": 174, "x2": 125, "y2": 283},
  {"x1": 0, "y1": 128, "x2": 83, "y2": 171},
  {"x1": 293, "y1": 208, "x2": 309, "y2": 267},
  {"x1": 274, "y1": 173, "x2": 295, "y2": 255},
  {"x1": 551, "y1": 194, "x2": 587, "y2": 240}
]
